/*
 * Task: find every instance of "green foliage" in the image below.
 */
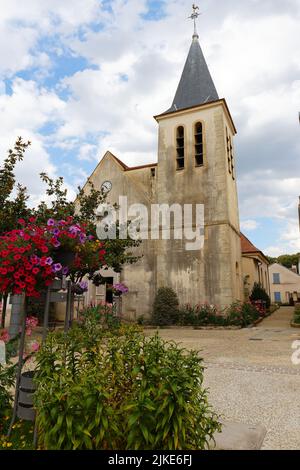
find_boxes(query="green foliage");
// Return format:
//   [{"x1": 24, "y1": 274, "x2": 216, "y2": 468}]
[
  {"x1": 177, "y1": 302, "x2": 261, "y2": 328},
  {"x1": 0, "y1": 137, "x2": 31, "y2": 235},
  {"x1": 226, "y1": 301, "x2": 260, "y2": 327},
  {"x1": 267, "y1": 253, "x2": 300, "y2": 269},
  {"x1": 152, "y1": 287, "x2": 180, "y2": 326},
  {"x1": 0, "y1": 363, "x2": 15, "y2": 418},
  {"x1": 178, "y1": 304, "x2": 227, "y2": 327},
  {"x1": 294, "y1": 305, "x2": 300, "y2": 324},
  {"x1": 33, "y1": 324, "x2": 220, "y2": 450},
  {"x1": 0, "y1": 139, "x2": 140, "y2": 279},
  {"x1": 250, "y1": 283, "x2": 271, "y2": 309}
]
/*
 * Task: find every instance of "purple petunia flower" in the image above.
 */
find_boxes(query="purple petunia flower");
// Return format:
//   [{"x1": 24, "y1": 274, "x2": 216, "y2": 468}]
[
  {"x1": 62, "y1": 267, "x2": 69, "y2": 275},
  {"x1": 52, "y1": 228, "x2": 60, "y2": 236},
  {"x1": 69, "y1": 225, "x2": 81, "y2": 235},
  {"x1": 52, "y1": 263, "x2": 62, "y2": 273},
  {"x1": 45, "y1": 257, "x2": 53, "y2": 266},
  {"x1": 79, "y1": 281, "x2": 88, "y2": 291},
  {"x1": 79, "y1": 233, "x2": 86, "y2": 244},
  {"x1": 47, "y1": 219, "x2": 55, "y2": 226},
  {"x1": 53, "y1": 239, "x2": 61, "y2": 248}
]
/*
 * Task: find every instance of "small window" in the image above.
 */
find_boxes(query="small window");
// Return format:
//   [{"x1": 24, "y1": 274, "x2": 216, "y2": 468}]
[
  {"x1": 273, "y1": 273, "x2": 280, "y2": 284},
  {"x1": 274, "y1": 292, "x2": 281, "y2": 302},
  {"x1": 195, "y1": 122, "x2": 204, "y2": 166},
  {"x1": 151, "y1": 168, "x2": 156, "y2": 178},
  {"x1": 176, "y1": 126, "x2": 185, "y2": 170},
  {"x1": 226, "y1": 128, "x2": 235, "y2": 180}
]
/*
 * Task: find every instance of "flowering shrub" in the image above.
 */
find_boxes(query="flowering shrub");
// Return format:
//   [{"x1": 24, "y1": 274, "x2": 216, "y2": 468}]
[
  {"x1": 112, "y1": 283, "x2": 129, "y2": 296},
  {"x1": 25, "y1": 316, "x2": 39, "y2": 336},
  {"x1": 0, "y1": 217, "x2": 106, "y2": 297},
  {"x1": 0, "y1": 329, "x2": 9, "y2": 343},
  {"x1": 177, "y1": 301, "x2": 261, "y2": 328},
  {"x1": 178, "y1": 303, "x2": 226, "y2": 326},
  {"x1": 226, "y1": 301, "x2": 260, "y2": 327},
  {"x1": 72, "y1": 281, "x2": 89, "y2": 295}
]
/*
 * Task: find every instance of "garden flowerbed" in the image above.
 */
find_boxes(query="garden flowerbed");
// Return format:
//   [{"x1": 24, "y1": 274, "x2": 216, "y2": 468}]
[{"x1": 0, "y1": 415, "x2": 33, "y2": 450}]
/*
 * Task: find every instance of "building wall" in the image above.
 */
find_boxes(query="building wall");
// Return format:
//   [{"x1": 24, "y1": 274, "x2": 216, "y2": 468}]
[
  {"x1": 156, "y1": 101, "x2": 242, "y2": 309},
  {"x1": 242, "y1": 254, "x2": 270, "y2": 300},
  {"x1": 269, "y1": 263, "x2": 300, "y2": 304},
  {"x1": 80, "y1": 100, "x2": 243, "y2": 318}
]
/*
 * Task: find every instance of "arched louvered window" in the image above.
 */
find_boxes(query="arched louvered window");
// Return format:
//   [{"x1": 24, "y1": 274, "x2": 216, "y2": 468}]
[
  {"x1": 176, "y1": 126, "x2": 185, "y2": 170},
  {"x1": 195, "y1": 122, "x2": 204, "y2": 166}
]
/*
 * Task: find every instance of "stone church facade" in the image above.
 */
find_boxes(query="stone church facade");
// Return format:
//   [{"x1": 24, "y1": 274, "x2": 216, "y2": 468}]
[{"x1": 83, "y1": 30, "x2": 244, "y2": 320}]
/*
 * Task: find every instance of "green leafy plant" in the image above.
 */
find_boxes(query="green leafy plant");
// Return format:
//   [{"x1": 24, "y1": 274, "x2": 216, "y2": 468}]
[
  {"x1": 0, "y1": 363, "x2": 16, "y2": 418},
  {"x1": 33, "y1": 324, "x2": 220, "y2": 450},
  {"x1": 226, "y1": 301, "x2": 260, "y2": 327},
  {"x1": 152, "y1": 287, "x2": 180, "y2": 326},
  {"x1": 250, "y1": 283, "x2": 271, "y2": 310},
  {"x1": 293, "y1": 305, "x2": 300, "y2": 324},
  {"x1": 178, "y1": 304, "x2": 227, "y2": 327}
]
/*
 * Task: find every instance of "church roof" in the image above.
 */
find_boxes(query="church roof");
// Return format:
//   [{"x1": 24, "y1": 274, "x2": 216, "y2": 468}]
[
  {"x1": 163, "y1": 35, "x2": 219, "y2": 115},
  {"x1": 241, "y1": 233, "x2": 269, "y2": 264}
]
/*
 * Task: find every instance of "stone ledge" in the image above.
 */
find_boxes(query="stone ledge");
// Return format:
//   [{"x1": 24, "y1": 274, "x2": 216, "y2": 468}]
[
  {"x1": 291, "y1": 322, "x2": 300, "y2": 328},
  {"x1": 209, "y1": 421, "x2": 267, "y2": 450}
]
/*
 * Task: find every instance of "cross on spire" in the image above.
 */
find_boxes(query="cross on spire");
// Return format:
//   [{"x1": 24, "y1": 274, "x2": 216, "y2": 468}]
[{"x1": 188, "y1": 4, "x2": 200, "y2": 39}]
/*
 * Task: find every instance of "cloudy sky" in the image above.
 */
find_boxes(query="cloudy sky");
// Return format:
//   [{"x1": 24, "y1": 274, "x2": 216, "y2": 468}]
[{"x1": 0, "y1": 0, "x2": 299, "y2": 256}]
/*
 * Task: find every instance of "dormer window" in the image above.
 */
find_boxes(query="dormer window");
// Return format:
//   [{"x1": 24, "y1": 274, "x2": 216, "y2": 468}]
[
  {"x1": 195, "y1": 122, "x2": 204, "y2": 166},
  {"x1": 176, "y1": 126, "x2": 185, "y2": 170}
]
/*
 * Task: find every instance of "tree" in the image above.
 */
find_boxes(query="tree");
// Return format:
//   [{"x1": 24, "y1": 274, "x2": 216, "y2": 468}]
[
  {"x1": 0, "y1": 137, "x2": 31, "y2": 236},
  {"x1": 0, "y1": 138, "x2": 140, "y2": 282},
  {"x1": 267, "y1": 253, "x2": 300, "y2": 270},
  {"x1": 250, "y1": 283, "x2": 271, "y2": 309},
  {"x1": 152, "y1": 287, "x2": 180, "y2": 326}
]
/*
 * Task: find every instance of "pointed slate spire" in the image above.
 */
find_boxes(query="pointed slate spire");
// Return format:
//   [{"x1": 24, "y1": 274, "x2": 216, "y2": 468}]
[{"x1": 164, "y1": 32, "x2": 219, "y2": 114}]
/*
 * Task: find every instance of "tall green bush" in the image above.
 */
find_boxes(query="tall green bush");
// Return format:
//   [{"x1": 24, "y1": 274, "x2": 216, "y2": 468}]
[
  {"x1": 294, "y1": 305, "x2": 300, "y2": 324},
  {"x1": 34, "y1": 325, "x2": 220, "y2": 450},
  {"x1": 250, "y1": 283, "x2": 271, "y2": 309},
  {"x1": 152, "y1": 287, "x2": 180, "y2": 326}
]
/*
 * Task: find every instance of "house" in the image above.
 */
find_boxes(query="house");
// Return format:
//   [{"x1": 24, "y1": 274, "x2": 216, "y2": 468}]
[{"x1": 269, "y1": 263, "x2": 300, "y2": 304}]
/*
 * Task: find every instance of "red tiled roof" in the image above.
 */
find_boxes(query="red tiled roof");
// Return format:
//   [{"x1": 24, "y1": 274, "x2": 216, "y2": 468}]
[
  {"x1": 241, "y1": 233, "x2": 260, "y2": 254},
  {"x1": 240, "y1": 233, "x2": 269, "y2": 264}
]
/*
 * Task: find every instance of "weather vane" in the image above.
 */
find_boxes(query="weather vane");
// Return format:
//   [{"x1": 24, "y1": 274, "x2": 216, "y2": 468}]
[{"x1": 188, "y1": 4, "x2": 201, "y2": 38}]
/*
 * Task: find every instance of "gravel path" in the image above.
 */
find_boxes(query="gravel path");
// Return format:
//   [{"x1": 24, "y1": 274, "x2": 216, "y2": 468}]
[{"x1": 146, "y1": 307, "x2": 300, "y2": 450}]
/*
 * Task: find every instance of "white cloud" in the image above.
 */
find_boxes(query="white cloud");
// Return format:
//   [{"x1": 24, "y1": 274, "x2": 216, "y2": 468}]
[
  {"x1": 0, "y1": 0, "x2": 300, "y2": 255},
  {"x1": 241, "y1": 220, "x2": 259, "y2": 231}
]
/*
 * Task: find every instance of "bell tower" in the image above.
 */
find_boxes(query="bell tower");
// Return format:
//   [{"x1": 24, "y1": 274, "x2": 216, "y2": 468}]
[{"x1": 153, "y1": 5, "x2": 243, "y2": 307}]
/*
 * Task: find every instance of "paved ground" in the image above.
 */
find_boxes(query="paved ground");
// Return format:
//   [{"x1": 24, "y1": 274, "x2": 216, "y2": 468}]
[{"x1": 146, "y1": 307, "x2": 300, "y2": 450}]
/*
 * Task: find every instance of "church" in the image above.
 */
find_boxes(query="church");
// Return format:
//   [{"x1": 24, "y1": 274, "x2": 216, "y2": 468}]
[{"x1": 82, "y1": 15, "x2": 270, "y2": 320}]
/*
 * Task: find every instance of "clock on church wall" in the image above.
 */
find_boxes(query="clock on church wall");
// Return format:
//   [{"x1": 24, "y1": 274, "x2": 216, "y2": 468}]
[{"x1": 101, "y1": 181, "x2": 112, "y2": 194}]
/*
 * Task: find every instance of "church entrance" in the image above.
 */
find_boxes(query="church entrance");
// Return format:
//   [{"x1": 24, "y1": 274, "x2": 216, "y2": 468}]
[{"x1": 104, "y1": 277, "x2": 114, "y2": 304}]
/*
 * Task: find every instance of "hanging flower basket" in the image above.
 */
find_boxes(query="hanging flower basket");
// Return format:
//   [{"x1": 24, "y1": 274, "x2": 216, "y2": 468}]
[{"x1": 53, "y1": 248, "x2": 75, "y2": 268}]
